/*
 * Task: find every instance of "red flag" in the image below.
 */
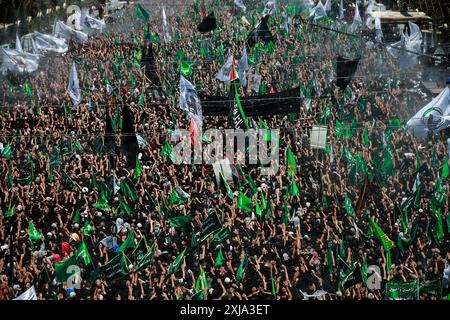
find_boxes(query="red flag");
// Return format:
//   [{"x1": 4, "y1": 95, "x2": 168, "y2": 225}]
[
  {"x1": 229, "y1": 56, "x2": 239, "y2": 82},
  {"x1": 189, "y1": 117, "x2": 200, "y2": 146}
]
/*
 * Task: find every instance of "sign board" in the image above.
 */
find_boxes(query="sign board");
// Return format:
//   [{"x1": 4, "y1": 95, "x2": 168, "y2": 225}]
[{"x1": 310, "y1": 125, "x2": 328, "y2": 150}]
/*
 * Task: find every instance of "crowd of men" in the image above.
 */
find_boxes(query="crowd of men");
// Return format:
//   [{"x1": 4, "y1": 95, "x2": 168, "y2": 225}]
[{"x1": 0, "y1": 0, "x2": 449, "y2": 300}]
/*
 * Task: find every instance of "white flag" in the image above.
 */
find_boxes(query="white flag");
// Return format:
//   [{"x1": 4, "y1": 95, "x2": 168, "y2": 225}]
[
  {"x1": 388, "y1": 22, "x2": 422, "y2": 69},
  {"x1": 350, "y1": 2, "x2": 362, "y2": 33},
  {"x1": 339, "y1": 0, "x2": 346, "y2": 20},
  {"x1": 175, "y1": 186, "x2": 190, "y2": 198},
  {"x1": 180, "y1": 76, "x2": 203, "y2": 126},
  {"x1": 262, "y1": 0, "x2": 276, "y2": 17},
  {"x1": 13, "y1": 286, "x2": 37, "y2": 300},
  {"x1": 32, "y1": 32, "x2": 68, "y2": 53},
  {"x1": 215, "y1": 55, "x2": 234, "y2": 84},
  {"x1": 375, "y1": 17, "x2": 383, "y2": 42},
  {"x1": 234, "y1": 0, "x2": 246, "y2": 11},
  {"x1": 407, "y1": 87, "x2": 450, "y2": 138},
  {"x1": 54, "y1": 21, "x2": 88, "y2": 43},
  {"x1": 238, "y1": 47, "x2": 248, "y2": 87},
  {"x1": 68, "y1": 62, "x2": 81, "y2": 107},
  {"x1": 80, "y1": 9, "x2": 106, "y2": 32},
  {"x1": 162, "y1": 7, "x2": 172, "y2": 44},
  {"x1": 15, "y1": 33, "x2": 23, "y2": 52},
  {"x1": 310, "y1": 1, "x2": 327, "y2": 20},
  {"x1": 299, "y1": 289, "x2": 329, "y2": 299},
  {"x1": 0, "y1": 47, "x2": 39, "y2": 75}
]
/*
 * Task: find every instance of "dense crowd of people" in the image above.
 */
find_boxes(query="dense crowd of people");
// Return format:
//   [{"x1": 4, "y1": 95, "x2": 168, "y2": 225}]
[{"x1": 0, "y1": 0, "x2": 449, "y2": 300}]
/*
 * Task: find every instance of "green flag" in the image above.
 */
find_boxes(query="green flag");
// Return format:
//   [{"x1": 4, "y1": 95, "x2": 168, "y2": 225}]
[
  {"x1": 214, "y1": 247, "x2": 225, "y2": 268},
  {"x1": 180, "y1": 60, "x2": 192, "y2": 77},
  {"x1": 133, "y1": 156, "x2": 142, "y2": 179},
  {"x1": 259, "y1": 119, "x2": 271, "y2": 141},
  {"x1": 171, "y1": 188, "x2": 189, "y2": 206},
  {"x1": 134, "y1": 242, "x2": 157, "y2": 271},
  {"x1": 260, "y1": 191, "x2": 267, "y2": 210},
  {"x1": 286, "y1": 147, "x2": 297, "y2": 178},
  {"x1": 248, "y1": 175, "x2": 258, "y2": 197},
  {"x1": 119, "y1": 230, "x2": 136, "y2": 253},
  {"x1": 83, "y1": 219, "x2": 94, "y2": 236},
  {"x1": 290, "y1": 180, "x2": 299, "y2": 196},
  {"x1": 118, "y1": 196, "x2": 133, "y2": 216},
  {"x1": 5, "y1": 203, "x2": 15, "y2": 218},
  {"x1": 120, "y1": 179, "x2": 138, "y2": 202},
  {"x1": 369, "y1": 219, "x2": 395, "y2": 250},
  {"x1": 419, "y1": 279, "x2": 443, "y2": 298},
  {"x1": 99, "y1": 252, "x2": 131, "y2": 282},
  {"x1": 138, "y1": 93, "x2": 145, "y2": 107},
  {"x1": 168, "y1": 215, "x2": 192, "y2": 234},
  {"x1": 381, "y1": 147, "x2": 395, "y2": 176},
  {"x1": 431, "y1": 150, "x2": 439, "y2": 170},
  {"x1": 130, "y1": 237, "x2": 149, "y2": 261},
  {"x1": 237, "y1": 192, "x2": 252, "y2": 212},
  {"x1": 54, "y1": 255, "x2": 79, "y2": 283},
  {"x1": 436, "y1": 209, "x2": 444, "y2": 242},
  {"x1": 236, "y1": 255, "x2": 248, "y2": 283},
  {"x1": 166, "y1": 248, "x2": 186, "y2": 277},
  {"x1": 161, "y1": 141, "x2": 174, "y2": 162},
  {"x1": 136, "y1": 4, "x2": 150, "y2": 22},
  {"x1": 1, "y1": 143, "x2": 12, "y2": 160},
  {"x1": 432, "y1": 177, "x2": 446, "y2": 209},
  {"x1": 344, "y1": 194, "x2": 355, "y2": 217},
  {"x1": 210, "y1": 228, "x2": 231, "y2": 246},
  {"x1": 76, "y1": 241, "x2": 92, "y2": 267},
  {"x1": 255, "y1": 200, "x2": 262, "y2": 217},
  {"x1": 234, "y1": 84, "x2": 250, "y2": 129},
  {"x1": 363, "y1": 129, "x2": 370, "y2": 147},
  {"x1": 28, "y1": 221, "x2": 43, "y2": 240},
  {"x1": 385, "y1": 279, "x2": 419, "y2": 300},
  {"x1": 190, "y1": 290, "x2": 205, "y2": 300},
  {"x1": 195, "y1": 267, "x2": 208, "y2": 292},
  {"x1": 339, "y1": 239, "x2": 346, "y2": 259},
  {"x1": 442, "y1": 156, "x2": 449, "y2": 180},
  {"x1": 220, "y1": 172, "x2": 234, "y2": 199},
  {"x1": 271, "y1": 278, "x2": 276, "y2": 296},
  {"x1": 25, "y1": 81, "x2": 32, "y2": 97},
  {"x1": 95, "y1": 192, "x2": 112, "y2": 212},
  {"x1": 199, "y1": 210, "x2": 222, "y2": 241}
]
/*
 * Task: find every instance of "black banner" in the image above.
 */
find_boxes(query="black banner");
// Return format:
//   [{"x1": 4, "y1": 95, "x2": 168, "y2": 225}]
[
  {"x1": 141, "y1": 34, "x2": 161, "y2": 87},
  {"x1": 200, "y1": 86, "x2": 301, "y2": 116},
  {"x1": 120, "y1": 103, "x2": 139, "y2": 166},
  {"x1": 246, "y1": 16, "x2": 274, "y2": 48},
  {"x1": 199, "y1": 209, "x2": 222, "y2": 241},
  {"x1": 197, "y1": 12, "x2": 217, "y2": 33},
  {"x1": 336, "y1": 56, "x2": 360, "y2": 91}
]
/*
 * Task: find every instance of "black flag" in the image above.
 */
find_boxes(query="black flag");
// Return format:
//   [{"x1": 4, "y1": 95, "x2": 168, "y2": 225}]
[
  {"x1": 246, "y1": 16, "x2": 274, "y2": 48},
  {"x1": 197, "y1": 12, "x2": 217, "y2": 33},
  {"x1": 120, "y1": 103, "x2": 139, "y2": 166},
  {"x1": 336, "y1": 56, "x2": 360, "y2": 91},
  {"x1": 141, "y1": 31, "x2": 161, "y2": 87},
  {"x1": 199, "y1": 209, "x2": 222, "y2": 241}
]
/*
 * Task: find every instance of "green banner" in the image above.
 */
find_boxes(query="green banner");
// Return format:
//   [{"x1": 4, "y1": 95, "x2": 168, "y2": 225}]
[{"x1": 385, "y1": 279, "x2": 419, "y2": 300}]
